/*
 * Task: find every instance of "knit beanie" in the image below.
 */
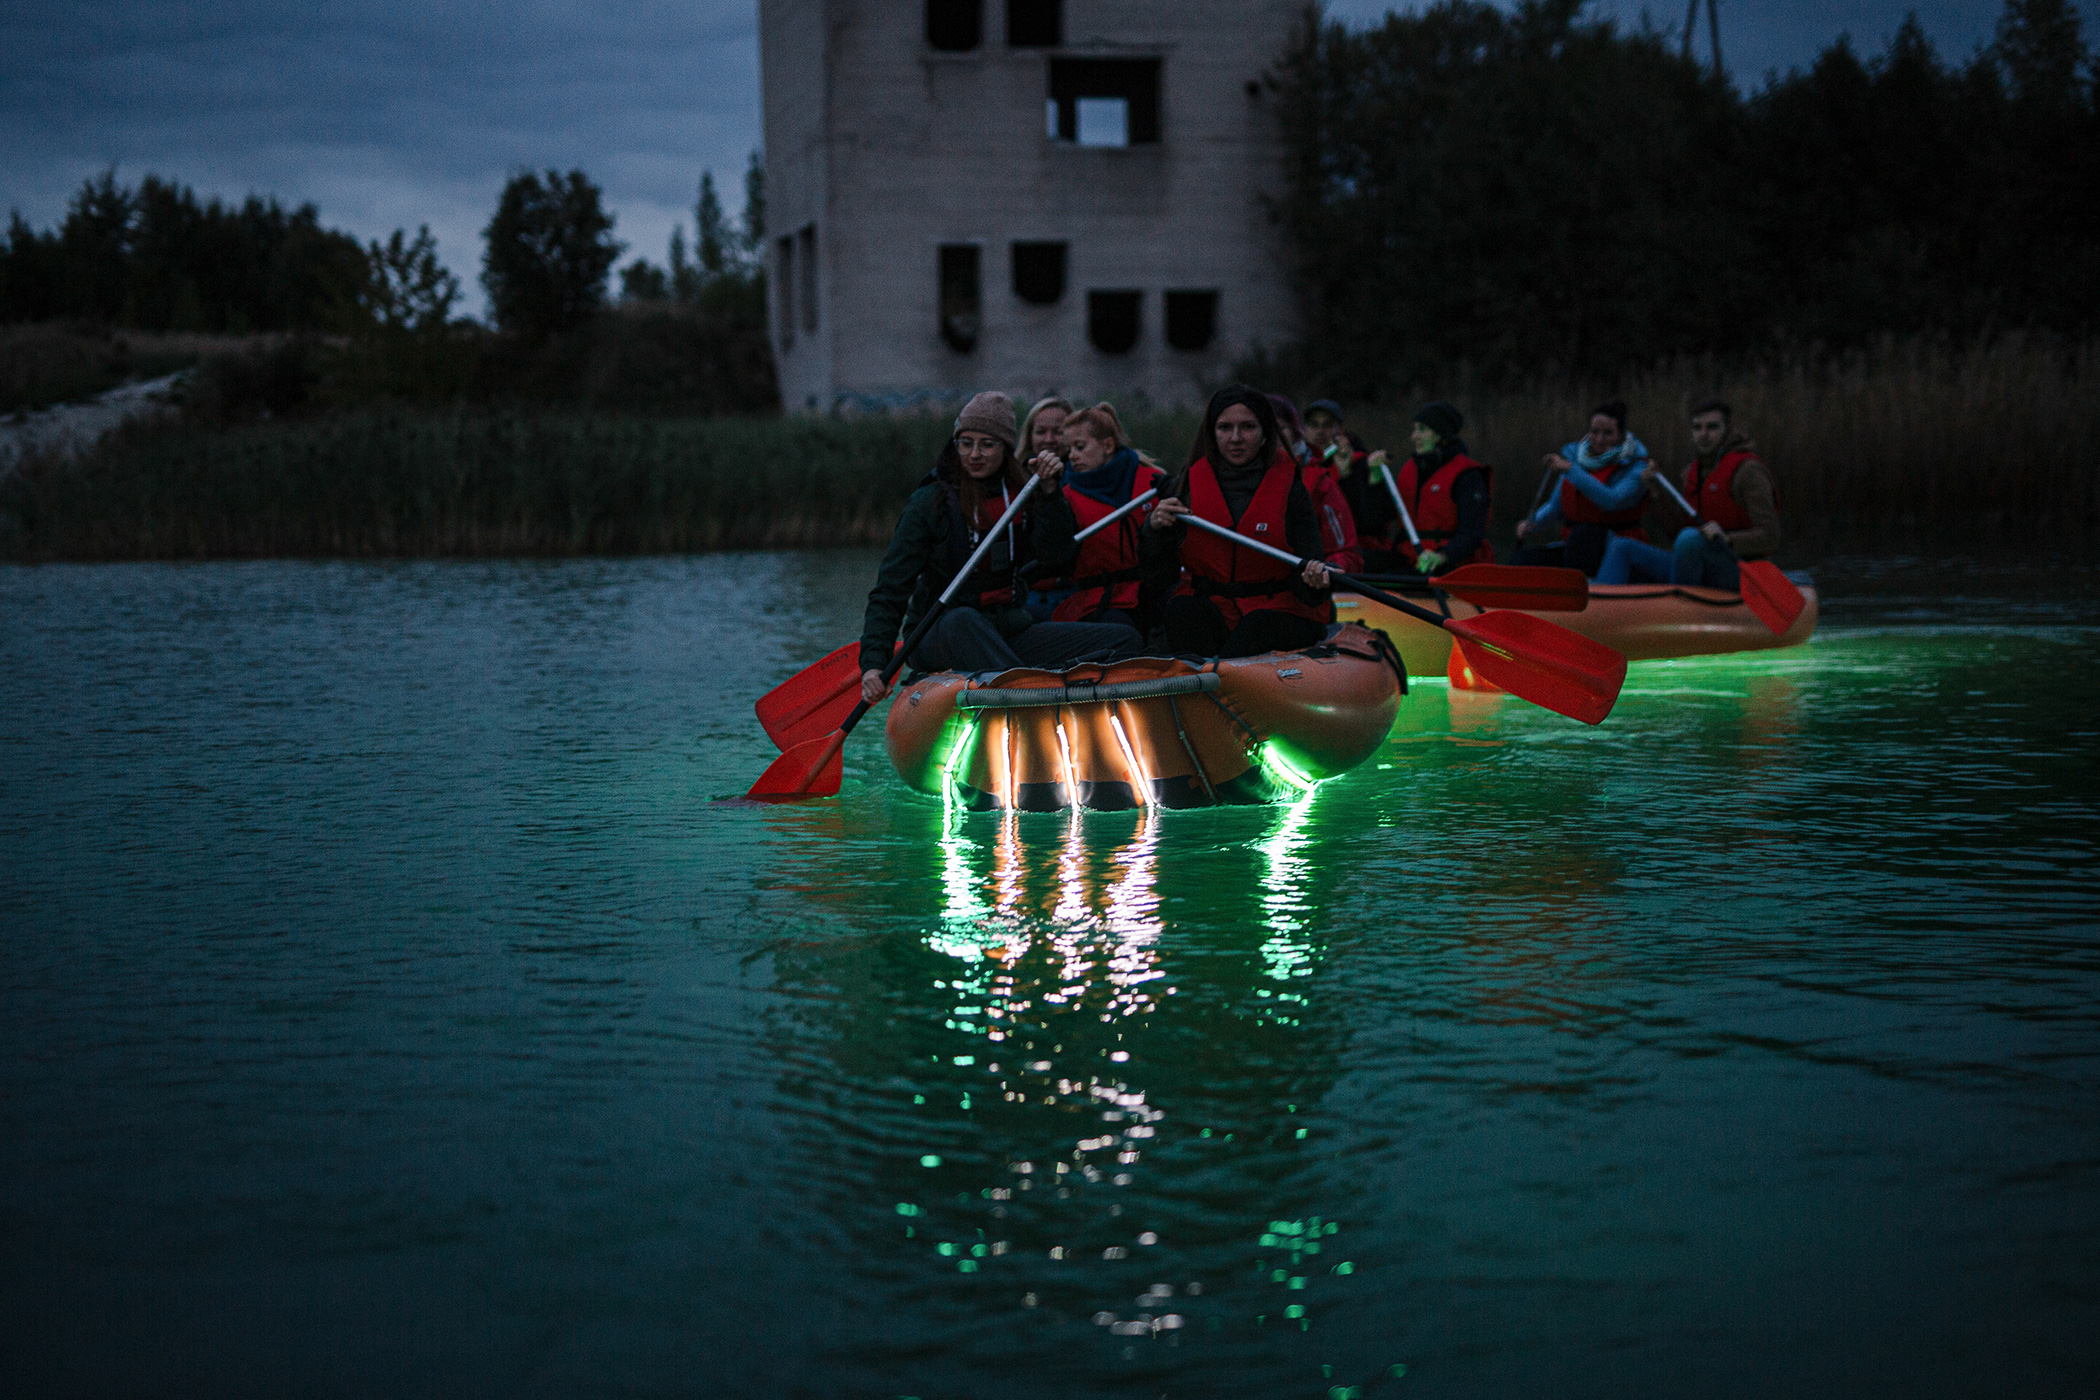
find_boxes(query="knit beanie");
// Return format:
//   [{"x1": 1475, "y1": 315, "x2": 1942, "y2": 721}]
[
  {"x1": 1413, "y1": 401, "x2": 1463, "y2": 440},
  {"x1": 954, "y1": 391, "x2": 1018, "y2": 452}
]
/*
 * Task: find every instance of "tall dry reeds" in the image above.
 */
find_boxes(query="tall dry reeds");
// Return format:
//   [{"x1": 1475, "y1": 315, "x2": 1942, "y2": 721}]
[
  {"x1": 3, "y1": 335, "x2": 2089, "y2": 561},
  {"x1": 1339, "y1": 335, "x2": 2100, "y2": 549}
]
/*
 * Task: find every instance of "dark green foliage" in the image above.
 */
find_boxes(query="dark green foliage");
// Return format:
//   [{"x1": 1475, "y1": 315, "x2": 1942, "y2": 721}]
[
  {"x1": 479, "y1": 169, "x2": 624, "y2": 340},
  {"x1": 0, "y1": 171, "x2": 367, "y2": 332},
  {"x1": 1272, "y1": 0, "x2": 2100, "y2": 397}
]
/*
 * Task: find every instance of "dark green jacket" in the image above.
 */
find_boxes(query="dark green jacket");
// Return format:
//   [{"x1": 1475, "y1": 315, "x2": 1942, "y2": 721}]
[{"x1": 857, "y1": 479, "x2": 1079, "y2": 676}]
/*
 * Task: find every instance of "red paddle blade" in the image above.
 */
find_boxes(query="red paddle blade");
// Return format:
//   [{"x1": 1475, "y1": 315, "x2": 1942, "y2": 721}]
[
  {"x1": 755, "y1": 643, "x2": 862, "y2": 751},
  {"x1": 1446, "y1": 609, "x2": 1627, "y2": 725},
  {"x1": 1736, "y1": 561, "x2": 1807, "y2": 636},
  {"x1": 746, "y1": 729, "x2": 847, "y2": 801},
  {"x1": 1438, "y1": 564, "x2": 1589, "y2": 612}
]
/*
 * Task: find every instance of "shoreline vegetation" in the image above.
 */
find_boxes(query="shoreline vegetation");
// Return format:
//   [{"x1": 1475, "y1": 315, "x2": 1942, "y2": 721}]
[
  {"x1": 4, "y1": 333, "x2": 2090, "y2": 561},
  {"x1": 4, "y1": 0, "x2": 2093, "y2": 562}
]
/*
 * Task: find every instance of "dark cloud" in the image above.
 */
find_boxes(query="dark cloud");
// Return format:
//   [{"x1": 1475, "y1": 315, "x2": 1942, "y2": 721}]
[
  {"x1": 1, "y1": 1, "x2": 761, "y2": 314},
  {"x1": 2, "y1": 1, "x2": 2088, "y2": 316}
]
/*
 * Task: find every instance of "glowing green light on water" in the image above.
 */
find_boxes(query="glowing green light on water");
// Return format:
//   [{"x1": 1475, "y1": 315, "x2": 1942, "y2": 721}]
[{"x1": 1258, "y1": 740, "x2": 1318, "y2": 794}]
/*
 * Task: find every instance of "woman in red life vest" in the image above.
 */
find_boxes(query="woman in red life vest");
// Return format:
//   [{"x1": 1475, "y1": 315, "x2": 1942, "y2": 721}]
[
  {"x1": 1041, "y1": 403, "x2": 1170, "y2": 630},
  {"x1": 1595, "y1": 398, "x2": 1781, "y2": 590},
  {"x1": 857, "y1": 392, "x2": 1143, "y2": 704},
  {"x1": 1147, "y1": 385, "x2": 1334, "y2": 657},
  {"x1": 1269, "y1": 394, "x2": 1362, "y2": 581},
  {"x1": 1513, "y1": 399, "x2": 1654, "y2": 576},
  {"x1": 1357, "y1": 401, "x2": 1492, "y2": 576}
]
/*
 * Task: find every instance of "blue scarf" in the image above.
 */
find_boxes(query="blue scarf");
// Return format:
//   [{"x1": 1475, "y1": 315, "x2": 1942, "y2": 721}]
[
  {"x1": 1064, "y1": 445, "x2": 1144, "y2": 506},
  {"x1": 1564, "y1": 432, "x2": 1650, "y2": 479}
]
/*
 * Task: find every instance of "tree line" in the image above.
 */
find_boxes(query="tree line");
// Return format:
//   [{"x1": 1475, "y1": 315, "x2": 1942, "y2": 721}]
[{"x1": 1270, "y1": 0, "x2": 2100, "y2": 396}]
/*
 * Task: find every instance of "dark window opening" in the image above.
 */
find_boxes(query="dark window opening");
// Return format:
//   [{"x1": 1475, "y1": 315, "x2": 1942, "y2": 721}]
[
  {"x1": 775, "y1": 235, "x2": 795, "y2": 348},
  {"x1": 1087, "y1": 290, "x2": 1141, "y2": 354},
  {"x1": 1006, "y1": 0, "x2": 1060, "y2": 46},
  {"x1": 927, "y1": 0, "x2": 983, "y2": 52},
  {"x1": 1165, "y1": 289, "x2": 1217, "y2": 351},
  {"x1": 797, "y1": 225, "x2": 818, "y2": 332},
  {"x1": 1049, "y1": 59, "x2": 1161, "y2": 146},
  {"x1": 939, "y1": 244, "x2": 982, "y2": 353},
  {"x1": 1011, "y1": 242, "x2": 1067, "y2": 305}
]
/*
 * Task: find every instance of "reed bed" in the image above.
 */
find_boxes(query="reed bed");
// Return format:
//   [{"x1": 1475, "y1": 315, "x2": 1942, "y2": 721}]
[{"x1": 2, "y1": 336, "x2": 2089, "y2": 560}]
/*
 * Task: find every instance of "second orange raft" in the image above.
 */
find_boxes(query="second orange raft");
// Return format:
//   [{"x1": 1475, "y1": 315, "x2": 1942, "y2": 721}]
[
  {"x1": 885, "y1": 624, "x2": 1406, "y2": 810},
  {"x1": 1339, "y1": 573, "x2": 1820, "y2": 675}
]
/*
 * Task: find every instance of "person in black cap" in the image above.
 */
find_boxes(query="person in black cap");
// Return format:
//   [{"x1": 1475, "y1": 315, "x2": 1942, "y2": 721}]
[{"x1": 1355, "y1": 402, "x2": 1495, "y2": 576}]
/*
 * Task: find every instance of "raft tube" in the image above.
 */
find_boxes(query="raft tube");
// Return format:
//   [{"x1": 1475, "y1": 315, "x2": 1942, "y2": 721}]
[
  {"x1": 884, "y1": 624, "x2": 1405, "y2": 811},
  {"x1": 1337, "y1": 573, "x2": 1819, "y2": 674}
]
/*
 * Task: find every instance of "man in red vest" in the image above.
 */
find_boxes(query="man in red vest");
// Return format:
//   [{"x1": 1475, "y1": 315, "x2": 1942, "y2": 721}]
[{"x1": 1595, "y1": 399, "x2": 1781, "y2": 590}]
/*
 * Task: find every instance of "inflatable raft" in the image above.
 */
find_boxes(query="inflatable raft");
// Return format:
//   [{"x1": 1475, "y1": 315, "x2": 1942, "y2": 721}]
[
  {"x1": 884, "y1": 624, "x2": 1406, "y2": 811},
  {"x1": 1338, "y1": 573, "x2": 1818, "y2": 674}
]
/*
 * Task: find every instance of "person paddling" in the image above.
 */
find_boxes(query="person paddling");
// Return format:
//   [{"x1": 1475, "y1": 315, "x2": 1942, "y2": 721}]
[
  {"x1": 1513, "y1": 400, "x2": 1652, "y2": 576},
  {"x1": 1358, "y1": 401, "x2": 1492, "y2": 577},
  {"x1": 1148, "y1": 385, "x2": 1334, "y2": 657},
  {"x1": 858, "y1": 392, "x2": 1142, "y2": 704},
  {"x1": 1034, "y1": 402, "x2": 1170, "y2": 631},
  {"x1": 1596, "y1": 398, "x2": 1780, "y2": 588},
  {"x1": 1271, "y1": 394, "x2": 1362, "y2": 585},
  {"x1": 1018, "y1": 395, "x2": 1072, "y2": 465}
]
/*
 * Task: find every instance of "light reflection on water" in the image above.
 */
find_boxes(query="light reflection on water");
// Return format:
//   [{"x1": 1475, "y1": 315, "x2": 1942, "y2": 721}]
[{"x1": 2, "y1": 554, "x2": 2097, "y2": 1399}]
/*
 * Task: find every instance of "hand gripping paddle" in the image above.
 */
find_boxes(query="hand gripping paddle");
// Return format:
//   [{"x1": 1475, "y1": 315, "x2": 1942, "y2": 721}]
[
  {"x1": 1177, "y1": 513, "x2": 1626, "y2": 725},
  {"x1": 752, "y1": 485, "x2": 1160, "y2": 752},
  {"x1": 1651, "y1": 475, "x2": 1806, "y2": 636},
  {"x1": 747, "y1": 474, "x2": 1046, "y2": 800}
]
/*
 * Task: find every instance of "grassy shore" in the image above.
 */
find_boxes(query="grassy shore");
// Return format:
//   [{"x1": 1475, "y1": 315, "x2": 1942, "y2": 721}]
[{"x1": 2, "y1": 335, "x2": 2090, "y2": 561}]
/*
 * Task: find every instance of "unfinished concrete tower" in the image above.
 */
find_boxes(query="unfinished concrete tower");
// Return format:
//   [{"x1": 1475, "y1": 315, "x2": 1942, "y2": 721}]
[{"x1": 759, "y1": 0, "x2": 1301, "y2": 412}]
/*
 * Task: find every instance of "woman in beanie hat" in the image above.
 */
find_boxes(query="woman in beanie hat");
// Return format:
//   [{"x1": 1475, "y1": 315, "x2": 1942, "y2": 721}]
[
  {"x1": 1146, "y1": 384, "x2": 1334, "y2": 657},
  {"x1": 1357, "y1": 401, "x2": 1494, "y2": 576},
  {"x1": 857, "y1": 391, "x2": 1144, "y2": 703}
]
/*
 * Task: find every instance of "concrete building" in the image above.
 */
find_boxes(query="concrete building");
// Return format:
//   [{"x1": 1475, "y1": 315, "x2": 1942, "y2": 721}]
[{"x1": 758, "y1": 0, "x2": 1302, "y2": 413}]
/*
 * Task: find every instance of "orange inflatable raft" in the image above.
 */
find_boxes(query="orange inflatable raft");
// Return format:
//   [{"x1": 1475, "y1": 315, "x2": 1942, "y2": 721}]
[
  {"x1": 1338, "y1": 573, "x2": 1819, "y2": 674},
  {"x1": 884, "y1": 624, "x2": 1406, "y2": 810}
]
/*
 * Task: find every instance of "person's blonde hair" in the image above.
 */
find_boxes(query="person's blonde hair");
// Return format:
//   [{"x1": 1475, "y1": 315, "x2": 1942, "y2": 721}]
[
  {"x1": 1018, "y1": 395, "x2": 1074, "y2": 458},
  {"x1": 1065, "y1": 401, "x2": 1158, "y2": 467}
]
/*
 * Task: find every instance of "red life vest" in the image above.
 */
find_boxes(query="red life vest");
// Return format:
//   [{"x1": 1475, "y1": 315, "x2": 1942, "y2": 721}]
[
  {"x1": 1053, "y1": 463, "x2": 1167, "y2": 623},
  {"x1": 1559, "y1": 458, "x2": 1648, "y2": 539},
  {"x1": 1299, "y1": 462, "x2": 1362, "y2": 576},
  {"x1": 1392, "y1": 453, "x2": 1495, "y2": 567},
  {"x1": 1682, "y1": 449, "x2": 1768, "y2": 541},
  {"x1": 1174, "y1": 451, "x2": 1329, "y2": 630}
]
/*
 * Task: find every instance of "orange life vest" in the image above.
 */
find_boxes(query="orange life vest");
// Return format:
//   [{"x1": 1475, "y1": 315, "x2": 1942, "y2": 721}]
[
  {"x1": 1053, "y1": 463, "x2": 1167, "y2": 622},
  {"x1": 1392, "y1": 453, "x2": 1495, "y2": 566},
  {"x1": 1682, "y1": 449, "x2": 1768, "y2": 545},
  {"x1": 1174, "y1": 452, "x2": 1329, "y2": 630}
]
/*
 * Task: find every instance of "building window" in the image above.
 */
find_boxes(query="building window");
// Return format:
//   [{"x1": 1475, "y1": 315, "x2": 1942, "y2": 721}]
[
  {"x1": 797, "y1": 225, "x2": 818, "y2": 332},
  {"x1": 1011, "y1": 242, "x2": 1067, "y2": 305},
  {"x1": 1164, "y1": 290, "x2": 1218, "y2": 351},
  {"x1": 939, "y1": 244, "x2": 982, "y2": 353},
  {"x1": 927, "y1": 0, "x2": 982, "y2": 52},
  {"x1": 1049, "y1": 59, "x2": 1161, "y2": 146},
  {"x1": 776, "y1": 235, "x2": 795, "y2": 348},
  {"x1": 1006, "y1": 0, "x2": 1059, "y2": 46},
  {"x1": 1087, "y1": 290, "x2": 1141, "y2": 354}
]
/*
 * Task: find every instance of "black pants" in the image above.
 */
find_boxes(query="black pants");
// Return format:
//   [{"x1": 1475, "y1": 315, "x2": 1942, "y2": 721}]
[
  {"x1": 1161, "y1": 595, "x2": 1326, "y2": 658},
  {"x1": 908, "y1": 608, "x2": 1144, "y2": 674},
  {"x1": 1513, "y1": 523, "x2": 1618, "y2": 577}
]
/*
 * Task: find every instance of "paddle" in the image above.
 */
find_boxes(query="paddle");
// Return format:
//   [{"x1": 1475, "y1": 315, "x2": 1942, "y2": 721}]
[
  {"x1": 755, "y1": 485, "x2": 1161, "y2": 752},
  {"x1": 748, "y1": 475, "x2": 1046, "y2": 800},
  {"x1": 1347, "y1": 563, "x2": 1588, "y2": 612},
  {"x1": 1378, "y1": 461, "x2": 1425, "y2": 550},
  {"x1": 1651, "y1": 475, "x2": 1806, "y2": 636},
  {"x1": 1176, "y1": 513, "x2": 1625, "y2": 724}
]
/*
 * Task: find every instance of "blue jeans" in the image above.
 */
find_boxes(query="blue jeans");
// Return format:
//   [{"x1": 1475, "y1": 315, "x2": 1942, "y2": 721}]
[{"x1": 1596, "y1": 529, "x2": 1740, "y2": 590}]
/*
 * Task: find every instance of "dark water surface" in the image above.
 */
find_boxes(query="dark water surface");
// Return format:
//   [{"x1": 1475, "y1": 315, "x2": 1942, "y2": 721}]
[{"x1": 4, "y1": 554, "x2": 2097, "y2": 1398}]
